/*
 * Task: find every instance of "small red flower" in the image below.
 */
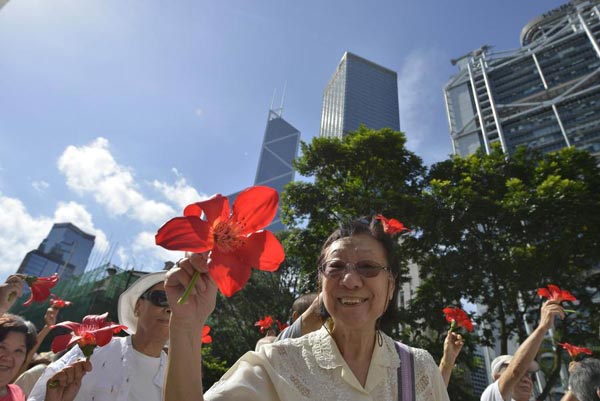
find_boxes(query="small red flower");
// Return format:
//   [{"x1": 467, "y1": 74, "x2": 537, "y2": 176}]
[
  {"x1": 202, "y1": 325, "x2": 212, "y2": 344},
  {"x1": 23, "y1": 274, "x2": 59, "y2": 306},
  {"x1": 49, "y1": 294, "x2": 72, "y2": 309},
  {"x1": 155, "y1": 186, "x2": 285, "y2": 297},
  {"x1": 375, "y1": 215, "x2": 410, "y2": 235},
  {"x1": 276, "y1": 320, "x2": 289, "y2": 332},
  {"x1": 557, "y1": 342, "x2": 593, "y2": 360},
  {"x1": 50, "y1": 313, "x2": 127, "y2": 358},
  {"x1": 443, "y1": 307, "x2": 474, "y2": 332},
  {"x1": 537, "y1": 284, "x2": 577, "y2": 303},
  {"x1": 255, "y1": 315, "x2": 274, "y2": 333}
]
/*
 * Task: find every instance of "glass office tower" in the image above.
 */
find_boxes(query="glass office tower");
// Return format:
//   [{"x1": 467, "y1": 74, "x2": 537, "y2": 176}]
[
  {"x1": 320, "y1": 52, "x2": 400, "y2": 138},
  {"x1": 445, "y1": 0, "x2": 600, "y2": 159},
  {"x1": 17, "y1": 222, "x2": 95, "y2": 280}
]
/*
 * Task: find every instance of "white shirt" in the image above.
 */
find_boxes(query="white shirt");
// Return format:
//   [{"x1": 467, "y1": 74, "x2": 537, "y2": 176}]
[
  {"x1": 480, "y1": 381, "x2": 516, "y2": 401},
  {"x1": 206, "y1": 326, "x2": 450, "y2": 401},
  {"x1": 27, "y1": 336, "x2": 167, "y2": 401}
]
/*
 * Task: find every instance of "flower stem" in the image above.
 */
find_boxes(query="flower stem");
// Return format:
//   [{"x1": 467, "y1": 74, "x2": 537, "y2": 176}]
[
  {"x1": 178, "y1": 270, "x2": 200, "y2": 305},
  {"x1": 563, "y1": 309, "x2": 576, "y2": 313}
]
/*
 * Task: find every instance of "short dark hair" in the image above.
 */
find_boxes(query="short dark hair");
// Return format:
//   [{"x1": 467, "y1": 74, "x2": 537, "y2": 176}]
[
  {"x1": 292, "y1": 293, "x2": 317, "y2": 315},
  {"x1": 317, "y1": 216, "x2": 401, "y2": 329},
  {"x1": 0, "y1": 314, "x2": 37, "y2": 354},
  {"x1": 570, "y1": 358, "x2": 600, "y2": 401}
]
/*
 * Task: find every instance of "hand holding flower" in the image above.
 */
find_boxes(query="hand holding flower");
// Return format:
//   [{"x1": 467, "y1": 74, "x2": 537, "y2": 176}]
[
  {"x1": 45, "y1": 359, "x2": 92, "y2": 401},
  {"x1": 0, "y1": 275, "x2": 24, "y2": 314}
]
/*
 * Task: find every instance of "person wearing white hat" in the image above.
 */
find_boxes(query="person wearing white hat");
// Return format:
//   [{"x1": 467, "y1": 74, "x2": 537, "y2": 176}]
[
  {"x1": 28, "y1": 271, "x2": 170, "y2": 401},
  {"x1": 481, "y1": 301, "x2": 565, "y2": 401}
]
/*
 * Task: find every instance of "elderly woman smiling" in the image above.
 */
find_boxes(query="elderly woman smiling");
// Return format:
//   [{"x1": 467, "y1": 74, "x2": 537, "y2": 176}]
[{"x1": 165, "y1": 217, "x2": 450, "y2": 401}]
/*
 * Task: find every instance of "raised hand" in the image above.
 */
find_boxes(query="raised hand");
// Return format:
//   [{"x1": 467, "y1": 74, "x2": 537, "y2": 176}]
[
  {"x1": 0, "y1": 275, "x2": 24, "y2": 314},
  {"x1": 45, "y1": 360, "x2": 92, "y2": 401}
]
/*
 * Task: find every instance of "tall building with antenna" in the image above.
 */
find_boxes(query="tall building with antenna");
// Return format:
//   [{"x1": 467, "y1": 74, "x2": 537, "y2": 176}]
[
  {"x1": 229, "y1": 89, "x2": 301, "y2": 232},
  {"x1": 320, "y1": 52, "x2": 400, "y2": 138},
  {"x1": 17, "y1": 222, "x2": 95, "y2": 280}
]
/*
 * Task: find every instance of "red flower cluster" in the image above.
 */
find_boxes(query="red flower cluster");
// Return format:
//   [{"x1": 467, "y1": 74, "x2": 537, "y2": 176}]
[
  {"x1": 557, "y1": 342, "x2": 593, "y2": 360},
  {"x1": 23, "y1": 274, "x2": 59, "y2": 306},
  {"x1": 375, "y1": 215, "x2": 410, "y2": 235},
  {"x1": 49, "y1": 294, "x2": 72, "y2": 309},
  {"x1": 537, "y1": 284, "x2": 577, "y2": 303},
  {"x1": 443, "y1": 307, "x2": 474, "y2": 332},
  {"x1": 51, "y1": 313, "x2": 127, "y2": 358},
  {"x1": 202, "y1": 325, "x2": 212, "y2": 344},
  {"x1": 155, "y1": 186, "x2": 285, "y2": 297},
  {"x1": 255, "y1": 315, "x2": 288, "y2": 334}
]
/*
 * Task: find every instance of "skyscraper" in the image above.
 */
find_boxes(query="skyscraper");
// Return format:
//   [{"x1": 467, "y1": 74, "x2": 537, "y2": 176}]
[
  {"x1": 229, "y1": 107, "x2": 301, "y2": 232},
  {"x1": 320, "y1": 52, "x2": 400, "y2": 138},
  {"x1": 17, "y1": 222, "x2": 95, "y2": 280},
  {"x1": 444, "y1": 0, "x2": 600, "y2": 159}
]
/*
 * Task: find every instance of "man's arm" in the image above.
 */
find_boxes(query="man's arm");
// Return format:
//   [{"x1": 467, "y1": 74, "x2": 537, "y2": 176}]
[{"x1": 497, "y1": 301, "x2": 565, "y2": 400}]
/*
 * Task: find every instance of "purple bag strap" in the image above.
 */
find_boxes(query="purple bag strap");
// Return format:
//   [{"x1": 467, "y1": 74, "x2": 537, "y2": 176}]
[{"x1": 394, "y1": 341, "x2": 416, "y2": 401}]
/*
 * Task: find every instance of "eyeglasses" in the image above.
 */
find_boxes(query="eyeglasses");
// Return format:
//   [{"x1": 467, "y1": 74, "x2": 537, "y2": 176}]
[
  {"x1": 140, "y1": 290, "x2": 169, "y2": 307},
  {"x1": 319, "y1": 259, "x2": 389, "y2": 278},
  {"x1": 527, "y1": 371, "x2": 538, "y2": 382}
]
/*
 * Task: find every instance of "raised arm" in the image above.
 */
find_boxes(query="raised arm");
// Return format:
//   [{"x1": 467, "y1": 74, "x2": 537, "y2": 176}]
[
  {"x1": 439, "y1": 330, "x2": 463, "y2": 387},
  {"x1": 164, "y1": 253, "x2": 217, "y2": 401},
  {"x1": 497, "y1": 301, "x2": 565, "y2": 400},
  {"x1": 0, "y1": 275, "x2": 24, "y2": 315}
]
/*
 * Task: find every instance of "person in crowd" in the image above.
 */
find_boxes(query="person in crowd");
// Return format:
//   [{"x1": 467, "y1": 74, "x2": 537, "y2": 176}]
[
  {"x1": 165, "y1": 217, "x2": 451, "y2": 401},
  {"x1": 561, "y1": 358, "x2": 600, "y2": 401},
  {"x1": 14, "y1": 350, "x2": 66, "y2": 398},
  {"x1": 0, "y1": 314, "x2": 37, "y2": 401},
  {"x1": 0, "y1": 276, "x2": 25, "y2": 316},
  {"x1": 276, "y1": 293, "x2": 319, "y2": 341},
  {"x1": 481, "y1": 300, "x2": 565, "y2": 401},
  {"x1": 28, "y1": 271, "x2": 170, "y2": 401}
]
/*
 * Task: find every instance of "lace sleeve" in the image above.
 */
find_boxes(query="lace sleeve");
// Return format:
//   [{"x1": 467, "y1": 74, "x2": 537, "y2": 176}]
[{"x1": 412, "y1": 348, "x2": 450, "y2": 401}]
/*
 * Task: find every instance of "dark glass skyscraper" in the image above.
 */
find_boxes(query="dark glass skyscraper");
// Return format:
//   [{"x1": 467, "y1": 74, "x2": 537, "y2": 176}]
[
  {"x1": 445, "y1": 0, "x2": 600, "y2": 159},
  {"x1": 320, "y1": 52, "x2": 400, "y2": 138},
  {"x1": 17, "y1": 222, "x2": 95, "y2": 280}
]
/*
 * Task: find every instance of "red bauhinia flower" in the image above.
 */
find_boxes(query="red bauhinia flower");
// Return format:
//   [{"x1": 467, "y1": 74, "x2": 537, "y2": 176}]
[
  {"x1": 50, "y1": 313, "x2": 127, "y2": 359},
  {"x1": 557, "y1": 342, "x2": 593, "y2": 360},
  {"x1": 255, "y1": 315, "x2": 274, "y2": 333},
  {"x1": 443, "y1": 307, "x2": 474, "y2": 332},
  {"x1": 23, "y1": 274, "x2": 59, "y2": 306},
  {"x1": 202, "y1": 325, "x2": 212, "y2": 344},
  {"x1": 49, "y1": 294, "x2": 72, "y2": 309},
  {"x1": 537, "y1": 284, "x2": 577, "y2": 303},
  {"x1": 375, "y1": 215, "x2": 410, "y2": 235},
  {"x1": 155, "y1": 186, "x2": 285, "y2": 297}
]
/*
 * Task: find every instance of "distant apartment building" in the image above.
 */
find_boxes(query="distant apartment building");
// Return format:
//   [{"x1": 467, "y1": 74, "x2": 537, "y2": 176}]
[
  {"x1": 444, "y1": 0, "x2": 600, "y2": 159},
  {"x1": 320, "y1": 52, "x2": 400, "y2": 138},
  {"x1": 17, "y1": 222, "x2": 95, "y2": 280},
  {"x1": 229, "y1": 107, "x2": 301, "y2": 232}
]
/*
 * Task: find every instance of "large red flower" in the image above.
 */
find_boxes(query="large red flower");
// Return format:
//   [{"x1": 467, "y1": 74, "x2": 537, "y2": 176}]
[
  {"x1": 49, "y1": 294, "x2": 72, "y2": 309},
  {"x1": 255, "y1": 315, "x2": 274, "y2": 333},
  {"x1": 276, "y1": 320, "x2": 289, "y2": 332},
  {"x1": 202, "y1": 325, "x2": 212, "y2": 344},
  {"x1": 537, "y1": 284, "x2": 577, "y2": 303},
  {"x1": 443, "y1": 307, "x2": 474, "y2": 332},
  {"x1": 155, "y1": 186, "x2": 285, "y2": 297},
  {"x1": 557, "y1": 342, "x2": 593, "y2": 359},
  {"x1": 51, "y1": 313, "x2": 127, "y2": 358},
  {"x1": 23, "y1": 274, "x2": 59, "y2": 306},
  {"x1": 375, "y1": 214, "x2": 410, "y2": 235}
]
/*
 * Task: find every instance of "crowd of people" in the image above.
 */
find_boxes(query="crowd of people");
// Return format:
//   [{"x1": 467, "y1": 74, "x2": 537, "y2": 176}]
[{"x1": 0, "y1": 216, "x2": 597, "y2": 401}]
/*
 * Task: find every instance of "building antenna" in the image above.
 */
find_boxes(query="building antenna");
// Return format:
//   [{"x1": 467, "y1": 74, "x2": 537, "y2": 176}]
[
  {"x1": 270, "y1": 88, "x2": 277, "y2": 111},
  {"x1": 280, "y1": 81, "x2": 287, "y2": 117}
]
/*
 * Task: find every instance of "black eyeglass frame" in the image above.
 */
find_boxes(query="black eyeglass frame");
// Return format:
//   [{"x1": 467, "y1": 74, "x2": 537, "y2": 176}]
[
  {"x1": 319, "y1": 259, "x2": 389, "y2": 279},
  {"x1": 140, "y1": 289, "x2": 169, "y2": 308}
]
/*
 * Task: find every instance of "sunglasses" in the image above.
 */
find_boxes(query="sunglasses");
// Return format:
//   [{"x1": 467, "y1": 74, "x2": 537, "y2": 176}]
[
  {"x1": 320, "y1": 259, "x2": 389, "y2": 278},
  {"x1": 140, "y1": 290, "x2": 169, "y2": 307}
]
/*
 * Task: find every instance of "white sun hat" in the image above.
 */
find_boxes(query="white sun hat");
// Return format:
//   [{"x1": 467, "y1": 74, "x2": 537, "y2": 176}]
[{"x1": 118, "y1": 271, "x2": 167, "y2": 335}]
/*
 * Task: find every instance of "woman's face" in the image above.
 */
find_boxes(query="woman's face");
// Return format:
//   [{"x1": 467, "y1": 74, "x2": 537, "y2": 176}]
[
  {"x1": 320, "y1": 233, "x2": 394, "y2": 333},
  {"x1": 0, "y1": 331, "x2": 26, "y2": 385},
  {"x1": 135, "y1": 282, "x2": 171, "y2": 343}
]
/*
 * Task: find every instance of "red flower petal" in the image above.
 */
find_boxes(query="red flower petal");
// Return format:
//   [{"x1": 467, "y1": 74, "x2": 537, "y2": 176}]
[
  {"x1": 235, "y1": 231, "x2": 284, "y2": 272},
  {"x1": 231, "y1": 186, "x2": 279, "y2": 234},
  {"x1": 208, "y1": 250, "x2": 253, "y2": 297},
  {"x1": 376, "y1": 214, "x2": 410, "y2": 235},
  {"x1": 202, "y1": 325, "x2": 212, "y2": 344},
  {"x1": 537, "y1": 288, "x2": 551, "y2": 298},
  {"x1": 51, "y1": 333, "x2": 76, "y2": 353},
  {"x1": 184, "y1": 194, "x2": 230, "y2": 223},
  {"x1": 155, "y1": 217, "x2": 214, "y2": 252}
]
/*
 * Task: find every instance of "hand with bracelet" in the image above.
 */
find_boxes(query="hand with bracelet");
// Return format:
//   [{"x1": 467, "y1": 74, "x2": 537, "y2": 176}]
[{"x1": 439, "y1": 329, "x2": 464, "y2": 387}]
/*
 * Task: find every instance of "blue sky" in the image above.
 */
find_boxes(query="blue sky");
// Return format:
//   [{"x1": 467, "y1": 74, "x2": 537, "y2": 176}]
[{"x1": 0, "y1": 0, "x2": 567, "y2": 281}]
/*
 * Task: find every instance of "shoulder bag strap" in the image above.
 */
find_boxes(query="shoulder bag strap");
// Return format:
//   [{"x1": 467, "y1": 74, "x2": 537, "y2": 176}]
[{"x1": 394, "y1": 341, "x2": 416, "y2": 401}]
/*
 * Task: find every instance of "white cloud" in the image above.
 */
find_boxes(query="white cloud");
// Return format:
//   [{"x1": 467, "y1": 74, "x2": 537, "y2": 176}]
[
  {"x1": 0, "y1": 194, "x2": 109, "y2": 280},
  {"x1": 398, "y1": 48, "x2": 454, "y2": 165},
  {"x1": 116, "y1": 231, "x2": 183, "y2": 272},
  {"x1": 152, "y1": 168, "x2": 209, "y2": 210},
  {"x1": 57, "y1": 137, "x2": 176, "y2": 225},
  {"x1": 32, "y1": 180, "x2": 50, "y2": 192}
]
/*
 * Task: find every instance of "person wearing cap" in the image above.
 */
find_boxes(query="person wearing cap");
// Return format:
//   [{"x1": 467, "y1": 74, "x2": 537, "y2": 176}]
[
  {"x1": 481, "y1": 301, "x2": 565, "y2": 401},
  {"x1": 27, "y1": 271, "x2": 170, "y2": 401}
]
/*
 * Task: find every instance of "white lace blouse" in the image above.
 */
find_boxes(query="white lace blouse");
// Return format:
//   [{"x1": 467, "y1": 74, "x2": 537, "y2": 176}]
[{"x1": 205, "y1": 327, "x2": 450, "y2": 401}]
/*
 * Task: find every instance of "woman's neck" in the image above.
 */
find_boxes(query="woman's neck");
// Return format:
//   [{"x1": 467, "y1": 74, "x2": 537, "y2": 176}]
[
  {"x1": 331, "y1": 326, "x2": 377, "y2": 387},
  {"x1": 131, "y1": 332, "x2": 165, "y2": 357}
]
